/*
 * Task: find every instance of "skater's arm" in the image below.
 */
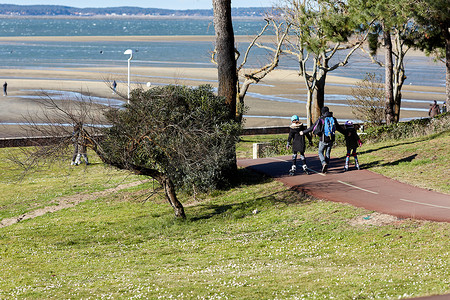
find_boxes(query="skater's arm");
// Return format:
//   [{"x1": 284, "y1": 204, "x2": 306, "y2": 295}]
[
  {"x1": 334, "y1": 118, "x2": 346, "y2": 134},
  {"x1": 302, "y1": 119, "x2": 319, "y2": 135},
  {"x1": 287, "y1": 129, "x2": 293, "y2": 148},
  {"x1": 306, "y1": 132, "x2": 313, "y2": 145}
]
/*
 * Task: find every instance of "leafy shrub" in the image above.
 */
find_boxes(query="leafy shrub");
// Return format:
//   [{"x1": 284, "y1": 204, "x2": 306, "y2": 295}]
[
  {"x1": 363, "y1": 112, "x2": 449, "y2": 143},
  {"x1": 100, "y1": 84, "x2": 242, "y2": 193}
]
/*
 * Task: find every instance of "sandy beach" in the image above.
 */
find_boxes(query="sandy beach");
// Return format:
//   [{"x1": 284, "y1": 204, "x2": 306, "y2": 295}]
[{"x1": 0, "y1": 36, "x2": 446, "y2": 138}]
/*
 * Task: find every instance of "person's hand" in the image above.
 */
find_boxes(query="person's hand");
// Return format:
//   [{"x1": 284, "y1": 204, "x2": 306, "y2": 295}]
[
  {"x1": 358, "y1": 140, "x2": 363, "y2": 147},
  {"x1": 286, "y1": 142, "x2": 290, "y2": 150},
  {"x1": 300, "y1": 131, "x2": 304, "y2": 136}
]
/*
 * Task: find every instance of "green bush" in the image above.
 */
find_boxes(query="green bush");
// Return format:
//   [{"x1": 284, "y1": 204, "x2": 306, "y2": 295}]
[
  {"x1": 100, "y1": 84, "x2": 242, "y2": 193},
  {"x1": 363, "y1": 113, "x2": 449, "y2": 143}
]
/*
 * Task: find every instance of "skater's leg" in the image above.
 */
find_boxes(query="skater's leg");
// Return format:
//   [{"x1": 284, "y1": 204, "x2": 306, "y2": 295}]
[
  {"x1": 292, "y1": 152, "x2": 298, "y2": 166},
  {"x1": 82, "y1": 154, "x2": 89, "y2": 165},
  {"x1": 74, "y1": 154, "x2": 81, "y2": 165},
  {"x1": 318, "y1": 142, "x2": 326, "y2": 166},
  {"x1": 319, "y1": 142, "x2": 331, "y2": 173},
  {"x1": 300, "y1": 153, "x2": 309, "y2": 174},
  {"x1": 352, "y1": 148, "x2": 360, "y2": 170},
  {"x1": 325, "y1": 143, "x2": 332, "y2": 165},
  {"x1": 344, "y1": 146, "x2": 351, "y2": 171},
  {"x1": 289, "y1": 152, "x2": 298, "y2": 175},
  {"x1": 71, "y1": 144, "x2": 78, "y2": 165}
]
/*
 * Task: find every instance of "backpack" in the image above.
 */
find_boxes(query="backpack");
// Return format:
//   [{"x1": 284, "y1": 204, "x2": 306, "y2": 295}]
[
  {"x1": 313, "y1": 119, "x2": 324, "y2": 135},
  {"x1": 323, "y1": 117, "x2": 336, "y2": 138}
]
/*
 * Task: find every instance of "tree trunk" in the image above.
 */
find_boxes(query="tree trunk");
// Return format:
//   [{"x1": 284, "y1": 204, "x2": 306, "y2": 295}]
[
  {"x1": 383, "y1": 28, "x2": 395, "y2": 124},
  {"x1": 305, "y1": 90, "x2": 313, "y2": 127},
  {"x1": 213, "y1": 0, "x2": 237, "y2": 119},
  {"x1": 212, "y1": 0, "x2": 238, "y2": 177},
  {"x1": 162, "y1": 176, "x2": 186, "y2": 219},
  {"x1": 314, "y1": 73, "x2": 326, "y2": 122},
  {"x1": 392, "y1": 33, "x2": 407, "y2": 123},
  {"x1": 95, "y1": 155, "x2": 187, "y2": 220}
]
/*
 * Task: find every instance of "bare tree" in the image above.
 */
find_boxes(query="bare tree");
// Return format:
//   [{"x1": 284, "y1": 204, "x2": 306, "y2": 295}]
[
  {"x1": 17, "y1": 85, "x2": 241, "y2": 219},
  {"x1": 212, "y1": 17, "x2": 290, "y2": 121},
  {"x1": 348, "y1": 73, "x2": 385, "y2": 125},
  {"x1": 359, "y1": 22, "x2": 414, "y2": 123},
  {"x1": 280, "y1": 0, "x2": 368, "y2": 126},
  {"x1": 16, "y1": 91, "x2": 109, "y2": 170}
]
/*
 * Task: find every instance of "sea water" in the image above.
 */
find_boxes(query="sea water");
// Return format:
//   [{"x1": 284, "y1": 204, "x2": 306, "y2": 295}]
[{"x1": 0, "y1": 17, "x2": 445, "y2": 87}]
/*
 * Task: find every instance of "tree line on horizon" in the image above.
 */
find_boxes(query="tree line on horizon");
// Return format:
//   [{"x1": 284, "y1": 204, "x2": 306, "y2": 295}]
[{"x1": 0, "y1": 4, "x2": 270, "y2": 17}]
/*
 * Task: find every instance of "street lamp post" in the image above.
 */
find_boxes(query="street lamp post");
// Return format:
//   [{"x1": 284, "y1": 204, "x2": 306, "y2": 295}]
[{"x1": 123, "y1": 49, "x2": 133, "y2": 103}]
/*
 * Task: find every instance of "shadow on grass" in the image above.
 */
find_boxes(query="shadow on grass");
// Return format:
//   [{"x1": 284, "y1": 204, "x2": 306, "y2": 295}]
[
  {"x1": 189, "y1": 188, "x2": 310, "y2": 222},
  {"x1": 361, "y1": 154, "x2": 417, "y2": 169},
  {"x1": 359, "y1": 130, "x2": 448, "y2": 156},
  {"x1": 359, "y1": 139, "x2": 422, "y2": 156},
  {"x1": 228, "y1": 167, "x2": 273, "y2": 187}
]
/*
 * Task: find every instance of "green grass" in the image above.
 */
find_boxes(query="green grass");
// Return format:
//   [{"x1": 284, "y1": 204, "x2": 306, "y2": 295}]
[
  {"x1": 0, "y1": 148, "x2": 141, "y2": 219},
  {"x1": 333, "y1": 130, "x2": 450, "y2": 193},
  {"x1": 0, "y1": 133, "x2": 449, "y2": 299}
]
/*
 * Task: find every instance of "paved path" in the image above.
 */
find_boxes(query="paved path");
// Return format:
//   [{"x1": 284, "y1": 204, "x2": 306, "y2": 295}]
[{"x1": 238, "y1": 155, "x2": 450, "y2": 223}]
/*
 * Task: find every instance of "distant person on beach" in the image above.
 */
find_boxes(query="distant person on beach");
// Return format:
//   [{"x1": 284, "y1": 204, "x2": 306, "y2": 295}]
[
  {"x1": 286, "y1": 114, "x2": 312, "y2": 176},
  {"x1": 442, "y1": 102, "x2": 447, "y2": 114},
  {"x1": 343, "y1": 121, "x2": 362, "y2": 171},
  {"x1": 112, "y1": 80, "x2": 117, "y2": 94},
  {"x1": 3, "y1": 82, "x2": 7, "y2": 96},
  {"x1": 428, "y1": 100, "x2": 440, "y2": 118},
  {"x1": 301, "y1": 106, "x2": 345, "y2": 173}
]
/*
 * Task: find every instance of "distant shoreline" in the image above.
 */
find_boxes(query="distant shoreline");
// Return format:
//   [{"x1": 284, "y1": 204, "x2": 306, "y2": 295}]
[{"x1": 0, "y1": 15, "x2": 264, "y2": 20}]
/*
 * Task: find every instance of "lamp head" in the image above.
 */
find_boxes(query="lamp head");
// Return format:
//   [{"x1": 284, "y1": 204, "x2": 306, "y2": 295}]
[{"x1": 124, "y1": 49, "x2": 133, "y2": 59}]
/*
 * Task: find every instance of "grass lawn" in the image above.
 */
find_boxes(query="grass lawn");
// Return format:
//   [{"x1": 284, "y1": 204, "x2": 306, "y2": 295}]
[
  {"x1": 333, "y1": 130, "x2": 450, "y2": 194},
  {"x1": 0, "y1": 132, "x2": 449, "y2": 299}
]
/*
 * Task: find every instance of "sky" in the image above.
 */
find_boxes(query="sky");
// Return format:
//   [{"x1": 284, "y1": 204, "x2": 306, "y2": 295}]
[{"x1": 3, "y1": 0, "x2": 275, "y2": 10}]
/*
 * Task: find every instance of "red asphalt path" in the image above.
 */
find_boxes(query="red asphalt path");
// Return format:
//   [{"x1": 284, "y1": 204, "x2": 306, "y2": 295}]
[{"x1": 237, "y1": 155, "x2": 450, "y2": 223}]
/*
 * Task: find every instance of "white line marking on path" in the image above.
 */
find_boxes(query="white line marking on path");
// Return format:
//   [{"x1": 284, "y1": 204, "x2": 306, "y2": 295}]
[
  {"x1": 338, "y1": 180, "x2": 379, "y2": 194},
  {"x1": 399, "y1": 198, "x2": 450, "y2": 210},
  {"x1": 307, "y1": 168, "x2": 326, "y2": 176}
]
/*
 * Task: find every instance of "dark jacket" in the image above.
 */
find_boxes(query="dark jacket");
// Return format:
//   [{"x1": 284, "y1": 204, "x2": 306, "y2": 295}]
[
  {"x1": 344, "y1": 126, "x2": 360, "y2": 149},
  {"x1": 288, "y1": 122, "x2": 311, "y2": 153},
  {"x1": 303, "y1": 111, "x2": 345, "y2": 143},
  {"x1": 429, "y1": 104, "x2": 440, "y2": 117}
]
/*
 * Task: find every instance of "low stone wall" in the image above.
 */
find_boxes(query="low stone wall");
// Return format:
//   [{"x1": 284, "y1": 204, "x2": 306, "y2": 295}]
[
  {"x1": 241, "y1": 126, "x2": 289, "y2": 136},
  {"x1": 0, "y1": 127, "x2": 291, "y2": 148},
  {"x1": 0, "y1": 136, "x2": 71, "y2": 148}
]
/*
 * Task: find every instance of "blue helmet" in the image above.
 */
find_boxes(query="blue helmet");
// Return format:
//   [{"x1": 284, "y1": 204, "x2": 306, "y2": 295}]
[{"x1": 291, "y1": 115, "x2": 299, "y2": 122}]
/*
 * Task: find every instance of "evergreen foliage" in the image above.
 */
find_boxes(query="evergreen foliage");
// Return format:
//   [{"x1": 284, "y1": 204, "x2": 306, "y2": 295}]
[{"x1": 99, "y1": 85, "x2": 242, "y2": 193}]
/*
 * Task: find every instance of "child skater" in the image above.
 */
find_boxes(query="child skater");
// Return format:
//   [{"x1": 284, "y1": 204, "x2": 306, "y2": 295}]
[
  {"x1": 344, "y1": 120, "x2": 362, "y2": 171},
  {"x1": 286, "y1": 115, "x2": 312, "y2": 175}
]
